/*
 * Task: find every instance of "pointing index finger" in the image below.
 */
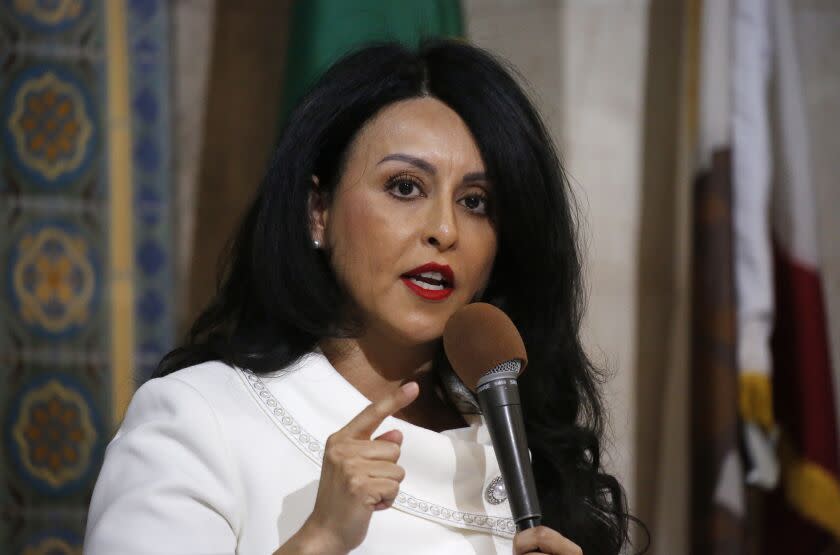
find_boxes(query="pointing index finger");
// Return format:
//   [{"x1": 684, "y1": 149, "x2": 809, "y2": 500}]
[{"x1": 341, "y1": 382, "x2": 419, "y2": 439}]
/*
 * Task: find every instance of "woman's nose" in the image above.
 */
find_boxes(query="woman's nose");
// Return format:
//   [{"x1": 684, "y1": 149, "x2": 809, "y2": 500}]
[{"x1": 424, "y1": 202, "x2": 458, "y2": 251}]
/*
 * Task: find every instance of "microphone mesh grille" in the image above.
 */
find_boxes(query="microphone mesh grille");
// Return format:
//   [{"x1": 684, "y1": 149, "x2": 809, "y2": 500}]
[{"x1": 484, "y1": 360, "x2": 522, "y2": 376}]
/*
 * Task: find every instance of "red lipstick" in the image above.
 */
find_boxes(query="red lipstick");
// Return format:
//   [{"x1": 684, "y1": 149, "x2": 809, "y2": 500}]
[{"x1": 401, "y1": 263, "x2": 455, "y2": 301}]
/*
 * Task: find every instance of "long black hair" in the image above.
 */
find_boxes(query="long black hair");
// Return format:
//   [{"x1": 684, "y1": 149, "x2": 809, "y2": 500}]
[{"x1": 158, "y1": 40, "x2": 645, "y2": 554}]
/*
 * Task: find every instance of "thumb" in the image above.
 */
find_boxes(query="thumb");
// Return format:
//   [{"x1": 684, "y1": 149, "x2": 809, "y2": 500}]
[{"x1": 373, "y1": 429, "x2": 403, "y2": 446}]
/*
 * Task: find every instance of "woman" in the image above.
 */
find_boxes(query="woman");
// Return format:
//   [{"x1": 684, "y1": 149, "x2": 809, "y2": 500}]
[{"x1": 85, "y1": 40, "x2": 639, "y2": 554}]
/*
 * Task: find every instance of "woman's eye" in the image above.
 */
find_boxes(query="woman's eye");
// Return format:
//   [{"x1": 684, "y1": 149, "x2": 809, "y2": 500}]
[
  {"x1": 460, "y1": 194, "x2": 489, "y2": 215},
  {"x1": 386, "y1": 176, "x2": 423, "y2": 199},
  {"x1": 397, "y1": 180, "x2": 415, "y2": 196}
]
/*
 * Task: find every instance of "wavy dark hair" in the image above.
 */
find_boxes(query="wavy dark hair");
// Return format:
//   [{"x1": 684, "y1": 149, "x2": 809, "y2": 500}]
[{"x1": 158, "y1": 40, "x2": 645, "y2": 554}]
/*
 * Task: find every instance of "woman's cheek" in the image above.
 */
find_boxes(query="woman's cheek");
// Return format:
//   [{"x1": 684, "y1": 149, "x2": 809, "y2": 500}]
[{"x1": 338, "y1": 194, "x2": 399, "y2": 299}]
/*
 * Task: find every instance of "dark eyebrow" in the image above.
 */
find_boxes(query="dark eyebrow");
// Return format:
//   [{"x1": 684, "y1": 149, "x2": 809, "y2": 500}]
[
  {"x1": 463, "y1": 171, "x2": 488, "y2": 184},
  {"x1": 379, "y1": 154, "x2": 488, "y2": 186},
  {"x1": 377, "y1": 154, "x2": 436, "y2": 175}
]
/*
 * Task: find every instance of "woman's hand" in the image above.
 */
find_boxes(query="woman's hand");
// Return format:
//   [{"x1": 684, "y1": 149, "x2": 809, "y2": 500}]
[
  {"x1": 285, "y1": 381, "x2": 420, "y2": 555},
  {"x1": 513, "y1": 525, "x2": 583, "y2": 555}
]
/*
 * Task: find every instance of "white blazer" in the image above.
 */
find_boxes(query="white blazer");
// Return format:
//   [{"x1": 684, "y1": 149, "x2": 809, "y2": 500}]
[{"x1": 84, "y1": 351, "x2": 516, "y2": 554}]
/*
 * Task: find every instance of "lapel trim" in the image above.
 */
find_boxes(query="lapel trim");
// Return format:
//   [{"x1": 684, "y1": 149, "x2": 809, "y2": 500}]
[{"x1": 235, "y1": 365, "x2": 517, "y2": 539}]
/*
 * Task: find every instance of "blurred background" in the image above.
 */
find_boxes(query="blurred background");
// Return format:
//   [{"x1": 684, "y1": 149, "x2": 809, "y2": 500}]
[{"x1": 0, "y1": 0, "x2": 838, "y2": 553}]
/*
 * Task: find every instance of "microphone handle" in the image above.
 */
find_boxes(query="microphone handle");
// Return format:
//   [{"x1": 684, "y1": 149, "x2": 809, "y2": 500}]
[{"x1": 477, "y1": 376, "x2": 542, "y2": 531}]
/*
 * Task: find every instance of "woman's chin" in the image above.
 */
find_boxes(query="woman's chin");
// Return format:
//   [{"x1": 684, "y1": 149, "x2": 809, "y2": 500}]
[{"x1": 378, "y1": 317, "x2": 446, "y2": 348}]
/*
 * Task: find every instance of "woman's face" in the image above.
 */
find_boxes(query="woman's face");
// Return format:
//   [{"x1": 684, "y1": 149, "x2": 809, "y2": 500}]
[{"x1": 311, "y1": 97, "x2": 497, "y2": 347}]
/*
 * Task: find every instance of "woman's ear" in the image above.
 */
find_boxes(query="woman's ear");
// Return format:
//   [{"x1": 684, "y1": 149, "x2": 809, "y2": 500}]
[{"x1": 308, "y1": 175, "x2": 328, "y2": 247}]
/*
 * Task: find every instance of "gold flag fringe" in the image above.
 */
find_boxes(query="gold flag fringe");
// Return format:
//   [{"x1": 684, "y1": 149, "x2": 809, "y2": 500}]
[
  {"x1": 739, "y1": 372, "x2": 775, "y2": 431},
  {"x1": 780, "y1": 438, "x2": 840, "y2": 540}
]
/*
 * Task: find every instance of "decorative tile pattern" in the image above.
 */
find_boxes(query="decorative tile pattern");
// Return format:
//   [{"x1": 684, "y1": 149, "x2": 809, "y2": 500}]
[
  {"x1": 18, "y1": 529, "x2": 83, "y2": 555},
  {"x1": 2, "y1": 65, "x2": 96, "y2": 188},
  {"x1": 8, "y1": 0, "x2": 90, "y2": 34},
  {"x1": 7, "y1": 375, "x2": 100, "y2": 493},
  {"x1": 7, "y1": 220, "x2": 100, "y2": 338},
  {"x1": 126, "y1": 0, "x2": 173, "y2": 383},
  {"x1": 0, "y1": 0, "x2": 173, "y2": 546}
]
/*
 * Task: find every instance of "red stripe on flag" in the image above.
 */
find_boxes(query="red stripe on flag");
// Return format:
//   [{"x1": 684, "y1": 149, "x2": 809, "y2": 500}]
[
  {"x1": 772, "y1": 240, "x2": 839, "y2": 476},
  {"x1": 764, "y1": 239, "x2": 840, "y2": 553}
]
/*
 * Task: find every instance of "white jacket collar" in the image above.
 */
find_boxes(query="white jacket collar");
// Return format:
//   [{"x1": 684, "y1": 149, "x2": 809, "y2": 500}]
[{"x1": 236, "y1": 351, "x2": 516, "y2": 538}]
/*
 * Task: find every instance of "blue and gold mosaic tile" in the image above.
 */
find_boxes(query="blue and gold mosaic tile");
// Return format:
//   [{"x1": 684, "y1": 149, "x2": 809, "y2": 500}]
[
  {"x1": 14, "y1": 528, "x2": 84, "y2": 555},
  {"x1": 0, "y1": 0, "x2": 173, "y2": 547},
  {"x1": 5, "y1": 219, "x2": 101, "y2": 340},
  {"x1": 6, "y1": 0, "x2": 91, "y2": 35},
  {"x1": 4, "y1": 372, "x2": 102, "y2": 495},
  {"x1": 2, "y1": 64, "x2": 98, "y2": 191}
]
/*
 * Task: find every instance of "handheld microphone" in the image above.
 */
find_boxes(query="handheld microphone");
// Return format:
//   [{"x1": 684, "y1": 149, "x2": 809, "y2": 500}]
[{"x1": 443, "y1": 303, "x2": 541, "y2": 531}]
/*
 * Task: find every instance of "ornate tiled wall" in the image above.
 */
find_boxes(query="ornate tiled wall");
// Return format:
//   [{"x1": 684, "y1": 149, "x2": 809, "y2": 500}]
[{"x1": 0, "y1": 0, "x2": 173, "y2": 551}]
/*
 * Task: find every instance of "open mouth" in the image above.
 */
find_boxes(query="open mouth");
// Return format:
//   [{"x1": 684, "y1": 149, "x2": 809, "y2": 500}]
[
  {"x1": 402, "y1": 271, "x2": 452, "y2": 291},
  {"x1": 401, "y1": 263, "x2": 455, "y2": 300}
]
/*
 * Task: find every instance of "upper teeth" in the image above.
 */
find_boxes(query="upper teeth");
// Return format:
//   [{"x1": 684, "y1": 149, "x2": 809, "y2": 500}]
[{"x1": 419, "y1": 271, "x2": 444, "y2": 281}]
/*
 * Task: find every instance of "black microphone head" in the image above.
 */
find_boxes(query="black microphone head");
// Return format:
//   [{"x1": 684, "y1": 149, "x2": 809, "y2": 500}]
[{"x1": 442, "y1": 303, "x2": 528, "y2": 392}]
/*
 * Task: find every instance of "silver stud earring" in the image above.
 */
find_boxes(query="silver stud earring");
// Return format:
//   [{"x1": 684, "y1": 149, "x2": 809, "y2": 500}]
[{"x1": 313, "y1": 239, "x2": 321, "y2": 249}]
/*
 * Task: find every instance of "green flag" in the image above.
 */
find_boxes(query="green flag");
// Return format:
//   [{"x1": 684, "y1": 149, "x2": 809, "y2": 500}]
[{"x1": 280, "y1": 0, "x2": 463, "y2": 122}]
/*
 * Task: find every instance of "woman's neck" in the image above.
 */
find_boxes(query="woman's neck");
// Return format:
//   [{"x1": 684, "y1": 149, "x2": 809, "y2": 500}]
[{"x1": 318, "y1": 335, "x2": 467, "y2": 432}]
